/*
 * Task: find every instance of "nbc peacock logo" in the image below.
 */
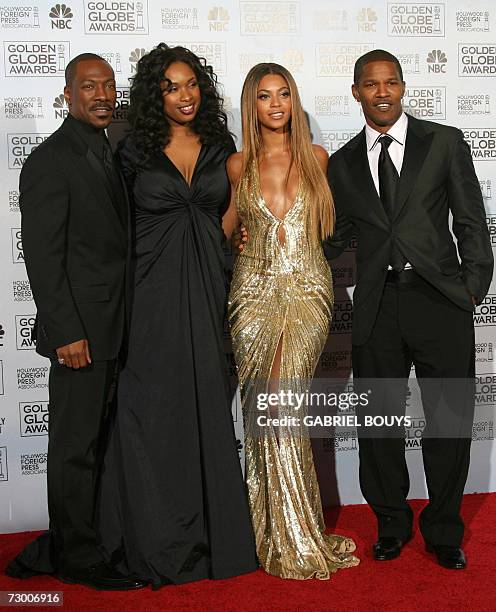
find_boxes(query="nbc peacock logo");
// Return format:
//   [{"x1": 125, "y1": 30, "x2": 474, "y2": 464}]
[
  {"x1": 129, "y1": 48, "x2": 146, "y2": 74},
  {"x1": 53, "y1": 93, "x2": 69, "y2": 119},
  {"x1": 49, "y1": 3, "x2": 73, "y2": 29},
  {"x1": 357, "y1": 7, "x2": 378, "y2": 32},
  {"x1": 427, "y1": 49, "x2": 447, "y2": 73},
  {"x1": 208, "y1": 6, "x2": 230, "y2": 31}
]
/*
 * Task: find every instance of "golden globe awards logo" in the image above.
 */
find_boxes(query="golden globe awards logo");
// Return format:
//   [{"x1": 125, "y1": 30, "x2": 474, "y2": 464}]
[
  {"x1": 84, "y1": 0, "x2": 148, "y2": 33},
  {"x1": 240, "y1": 1, "x2": 300, "y2": 35},
  {"x1": 388, "y1": 3, "x2": 445, "y2": 37},
  {"x1": 0, "y1": 446, "x2": 8, "y2": 481},
  {"x1": 11, "y1": 228, "x2": 23, "y2": 263},
  {"x1": 475, "y1": 375, "x2": 496, "y2": 407},
  {"x1": 321, "y1": 130, "x2": 360, "y2": 154},
  {"x1": 403, "y1": 87, "x2": 446, "y2": 120},
  {"x1": 7, "y1": 133, "x2": 50, "y2": 168},
  {"x1": 15, "y1": 315, "x2": 36, "y2": 350},
  {"x1": 49, "y1": 3, "x2": 73, "y2": 29},
  {"x1": 458, "y1": 44, "x2": 496, "y2": 76},
  {"x1": 462, "y1": 129, "x2": 496, "y2": 160},
  {"x1": 173, "y1": 42, "x2": 227, "y2": 76},
  {"x1": 3, "y1": 42, "x2": 70, "y2": 76},
  {"x1": 19, "y1": 402, "x2": 49, "y2": 437},
  {"x1": 474, "y1": 295, "x2": 496, "y2": 326},
  {"x1": 331, "y1": 300, "x2": 353, "y2": 334},
  {"x1": 316, "y1": 43, "x2": 374, "y2": 77},
  {"x1": 0, "y1": 5, "x2": 39, "y2": 29},
  {"x1": 487, "y1": 215, "x2": 496, "y2": 248},
  {"x1": 114, "y1": 87, "x2": 130, "y2": 122},
  {"x1": 405, "y1": 417, "x2": 425, "y2": 450}
]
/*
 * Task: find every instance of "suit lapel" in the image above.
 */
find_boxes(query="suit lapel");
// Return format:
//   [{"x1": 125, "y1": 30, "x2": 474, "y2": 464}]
[
  {"x1": 395, "y1": 116, "x2": 434, "y2": 220},
  {"x1": 344, "y1": 129, "x2": 390, "y2": 228},
  {"x1": 60, "y1": 119, "x2": 126, "y2": 244},
  {"x1": 85, "y1": 148, "x2": 127, "y2": 233}
]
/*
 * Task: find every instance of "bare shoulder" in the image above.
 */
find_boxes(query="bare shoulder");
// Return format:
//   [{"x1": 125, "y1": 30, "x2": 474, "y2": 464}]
[
  {"x1": 312, "y1": 144, "x2": 329, "y2": 170},
  {"x1": 227, "y1": 151, "x2": 243, "y2": 183}
]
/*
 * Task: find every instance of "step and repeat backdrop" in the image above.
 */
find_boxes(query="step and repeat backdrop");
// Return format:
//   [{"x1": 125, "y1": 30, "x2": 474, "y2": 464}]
[{"x1": 1, "y1": 0, "x2": 495, "y2": 532}]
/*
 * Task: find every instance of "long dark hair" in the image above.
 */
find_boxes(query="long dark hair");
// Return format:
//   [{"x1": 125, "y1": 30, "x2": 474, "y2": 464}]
[{"x1": 128, "y1": 43, "x2": 231, "y2": 159}]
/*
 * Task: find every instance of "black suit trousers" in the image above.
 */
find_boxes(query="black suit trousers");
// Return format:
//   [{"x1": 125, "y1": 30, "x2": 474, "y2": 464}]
[
  {"x1": 352, "y1": 273, "x2": 475, "y2": 546},
  {"x1": 46, "y1": 359, "x2": 118, "y2": 572}
]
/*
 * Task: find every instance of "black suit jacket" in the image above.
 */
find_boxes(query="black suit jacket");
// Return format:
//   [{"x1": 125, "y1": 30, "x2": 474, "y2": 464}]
[
  {"x1": 20, "y1": 116, "x2": 129, "y2": 360},
  {"x1": 324, "y1": 114, "x2": 493, "y2": 346}
]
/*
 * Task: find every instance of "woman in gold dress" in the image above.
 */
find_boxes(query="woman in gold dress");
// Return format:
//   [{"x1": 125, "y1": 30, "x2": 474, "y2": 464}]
[{"x1": 222, "y1": 63, "x2": 360, "y2": 580}]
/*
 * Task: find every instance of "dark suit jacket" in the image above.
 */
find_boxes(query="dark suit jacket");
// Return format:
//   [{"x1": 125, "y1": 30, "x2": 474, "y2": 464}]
[
  {"x1": 324, "y1": 114, "x2": 493, "y2": 346},
  {"x1": 20, "y1": 116, "x2": 129, "y2": 360}
]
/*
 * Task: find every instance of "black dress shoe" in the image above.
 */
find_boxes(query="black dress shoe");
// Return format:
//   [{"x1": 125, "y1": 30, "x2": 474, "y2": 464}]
[
  {"x1": 373, "y1": 536, "x2": 408, "y2": 561},
  {"x1": 425, "y1": 543, "x2": 467, "y2": 569},
  {"x1": 59, "y1": 563, "x2": 147, "y2": 591}
]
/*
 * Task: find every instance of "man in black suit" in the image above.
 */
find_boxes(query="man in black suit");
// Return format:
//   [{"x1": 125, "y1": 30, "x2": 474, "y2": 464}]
[
  {"x1": 6, "y1": 54, "x2": 143, "y2": 590},
  {"x1": 325, "y1": 50, "x2": 493, "y2": 569}
]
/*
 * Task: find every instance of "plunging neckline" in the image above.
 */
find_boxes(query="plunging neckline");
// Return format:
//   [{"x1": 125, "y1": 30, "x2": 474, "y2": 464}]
[
  {"x1": 254, "y1": 164, "x2": 301, "y2": 223},
  {"x1": 163, "y1": 143, "x2": 204, "y2": 188}
]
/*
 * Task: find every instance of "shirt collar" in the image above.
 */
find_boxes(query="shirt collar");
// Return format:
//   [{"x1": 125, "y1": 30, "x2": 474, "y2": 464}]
[
  {"x1": 66, "y1": 113, "x2": 106, "y2": 157},
  {"x1": 366, "y1": 111, "x2": 408, "y2": 152}
]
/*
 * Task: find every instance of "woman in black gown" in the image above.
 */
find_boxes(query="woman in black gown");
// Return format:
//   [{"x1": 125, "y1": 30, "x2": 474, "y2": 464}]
[{"x1": 98, "y1": 44, "x2": 257, "y2": 587}]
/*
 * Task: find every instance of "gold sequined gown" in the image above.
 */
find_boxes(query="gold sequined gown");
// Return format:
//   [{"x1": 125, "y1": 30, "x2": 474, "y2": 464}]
[{"x1": 228, "y1": 165, "x2": 360, "y2": 580}]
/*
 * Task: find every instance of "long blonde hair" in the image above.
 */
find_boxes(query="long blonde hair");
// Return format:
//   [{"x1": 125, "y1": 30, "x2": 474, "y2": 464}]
[{"x1": 239, "y1": 63, "x2": 334, "y2": 238}]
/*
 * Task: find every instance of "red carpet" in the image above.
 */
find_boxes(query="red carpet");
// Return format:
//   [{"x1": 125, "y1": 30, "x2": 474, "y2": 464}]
[{"x1": 1, "y1": 493, "x2": 495, "y2": 611}]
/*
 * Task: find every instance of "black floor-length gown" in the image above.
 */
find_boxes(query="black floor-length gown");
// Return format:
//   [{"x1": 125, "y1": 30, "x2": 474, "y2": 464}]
[{"x1": 98, "y1": 136, "x2": 257, "y2": 587}]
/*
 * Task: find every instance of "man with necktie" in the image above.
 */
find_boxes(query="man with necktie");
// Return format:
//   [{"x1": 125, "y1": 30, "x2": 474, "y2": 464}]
[
  {"x1": 6, "y1": 53, "x2": 143, "y2": 590},
  {"x1": 324, "y1": 50, "x2": 493, "y2": 570}
]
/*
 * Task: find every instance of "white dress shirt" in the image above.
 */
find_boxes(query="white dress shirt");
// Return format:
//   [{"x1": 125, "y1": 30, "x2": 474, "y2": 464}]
[
  {"x1": 365, "y1": 111, "x2": 408, "y2": 196},
  {"x1": 365, "y1": 112, "x2": 410, "y2": 269}
]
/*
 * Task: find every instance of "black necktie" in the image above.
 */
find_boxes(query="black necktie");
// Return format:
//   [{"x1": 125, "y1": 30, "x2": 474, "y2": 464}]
[
  {"x1": 378, "y1": 134, "x2": 405, "y2": 271},
  {"x1": 102, "y1": 139, "x2": 121, "y2": 193},
  {"x1": 102, "y1": 139, "x2": 126, "y2": 227},
  {"x1": 378, "y1": 134, "x2": 399, "y2": 221}
]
